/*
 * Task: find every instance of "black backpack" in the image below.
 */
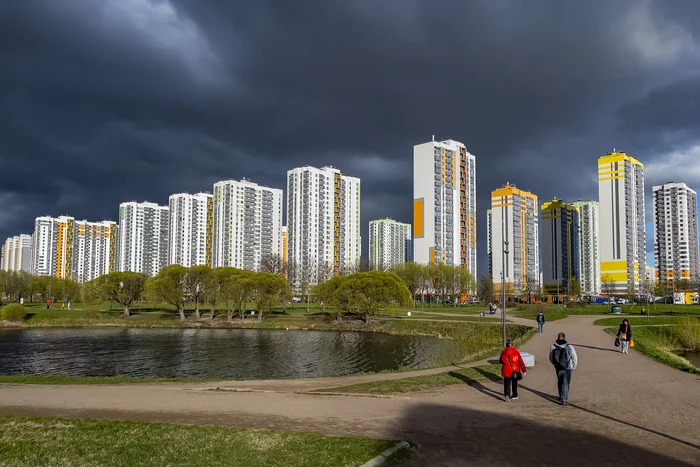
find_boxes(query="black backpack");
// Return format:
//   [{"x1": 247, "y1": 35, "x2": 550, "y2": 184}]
[{"x1": 552, "y1": 345, "x2": 569, "y2": 370}]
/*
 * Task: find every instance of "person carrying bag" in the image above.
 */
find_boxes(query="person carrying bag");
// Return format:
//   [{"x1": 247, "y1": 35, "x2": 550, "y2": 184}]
[{"x1": 499, "y1": 339, "x2": 527, "y2": 402}]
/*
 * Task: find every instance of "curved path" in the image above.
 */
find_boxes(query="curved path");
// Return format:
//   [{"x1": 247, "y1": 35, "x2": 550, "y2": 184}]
[{"x1": 1, "y1": 316, "x2": 699, "y2": 466}]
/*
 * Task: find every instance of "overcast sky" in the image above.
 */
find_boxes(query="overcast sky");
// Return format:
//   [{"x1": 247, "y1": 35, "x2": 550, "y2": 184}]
[{"x1": 2, "y1": 0, "x2": 700, "y2": 274}]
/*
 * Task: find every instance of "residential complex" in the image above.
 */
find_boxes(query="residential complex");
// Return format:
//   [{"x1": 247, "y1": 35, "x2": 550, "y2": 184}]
[
  {"x1": 540, "y1": 199, "x2": 580, "y2": 295},
  {"x1": 72, "y1": 220, "x2": 119, "y2": 282},
  {"x1": 486, "y1": 209, "x2": 492, "y2": 277},
  {"x1": 168, "y1": 193, "x2": 214, "y2": 268},
  {"x1": 286, "y1": 166, "x2": 361, "y2": 284},
  {"x1": 1, "y1": 234, "x2": 31, "y2": 273},
  {"x1": 118, "y1": 202, "x2": 169, "y2": 276},
  {"x1": 652, "y1": 182, "x2": 699, "y2": 283},
  {"x1": 281, "y1": 226, "x2": 288, "y2": 265},
  {"x1": 369, "y1": 219, "x2": 411, "y2": 270},
  {"x1": 571, "y1": 200, "x2": 600, "y2": 295},
  {"x1": 30, "y1": 216, "x2": 118, "y2": 281},
  {"x1": 490, "y1": 184, "x2": 539, "y2": 294},
  {"x1": 413, "y1": 139, "x2": 477, "y2": 277},
  {"x1": 212, "y1": 179, "x2": 283, "y2": 272},
  {"x1": 598, "y1": 151, "x2": 646, "y2": 293}
]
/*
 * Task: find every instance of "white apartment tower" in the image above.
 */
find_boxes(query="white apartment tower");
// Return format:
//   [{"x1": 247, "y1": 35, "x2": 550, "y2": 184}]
[
  {"x1": 118, "y1": 201, "x2": 169, "y2": 276},
  {"x1": 486, "y1": 209, "x2": 492, "y2": 276},
  {"x1": 490, "y1": 184, "x2": 539, "y2": 295},
  {"x1": 73, "y1": 220, "x2": 119, "y2": 282},
  {"x1": 1, "y1": 234, "x2": 32, "y2": 273},
  {"x1": 598, "y1": 152, "x2": 646, "y2": 293},
  {"x1": 413, "y1": 139, "x2": 476, "y2": 277},
  {"x1": 169, "y1": 193, "x2": 214, "y2": 268},
  {"x1": 31, "y1": 215, "x2": 75, "y2": 278},
  {"x1": 653, "y1": 182, "x2": 698, "y2": 284},
  {"x1": 369, "y1": 219, "x2": 411, "y2": 270},
  {"x1": 212, "y1": 179, "x2": 283, "y2": 271},
  {"x1": 287, "y1": 166, "x2": 361, "y2": 284},
  {"x1": 572, "y1": 201, "x2": 601, "y2": 295}
]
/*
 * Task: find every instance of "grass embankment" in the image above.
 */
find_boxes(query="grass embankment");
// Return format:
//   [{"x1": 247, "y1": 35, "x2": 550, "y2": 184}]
[
  {"x1": 0, "y1": 416, "x2": 400, "y2": 467},
  {"x1": 316, "y1": 364, "x2": 502, "y2": 394},
  {"x1": 0, "y1": 375, "x2": 218, "y2": 385},
  {"x1": 605, "y1": 318, "x2": 700, "y2": 375}
]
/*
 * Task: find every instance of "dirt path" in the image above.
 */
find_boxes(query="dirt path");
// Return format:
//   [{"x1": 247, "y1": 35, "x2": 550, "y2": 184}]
[{"x1": 0, "y1": 316, "x2": 698, "y2": 466}]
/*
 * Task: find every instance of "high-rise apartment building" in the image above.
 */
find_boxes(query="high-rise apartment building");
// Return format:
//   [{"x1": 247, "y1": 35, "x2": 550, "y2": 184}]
[
  {"x1": 369, "y1": 219, "x2": 411, "y2": 270},
  {"x1": 287, "y1": 166, "x2": 361, "y2": 284},
  {"x1": 571, "y1": 201, "x2": 600, "y2": 295},
  {"x1": 31, "y1": 215, "x2": 75, "y2": 278},
  {"x1": 281, "y1": 226, "x2": 288, "y2": 265},
  {"x1": 413, "y1": 139, "x2": 476, "y2": 277},
  {"x1": 73, "y1": 221, "x2": 119, "y2": 282},
  {"x1": 652, "y1": 182, "x2": 698, "y2": 283},
  {"x1": 490, "y1": 184, "x2": 539, "y2": 295},
  {"x1": 541, "y1": 200, "x2": 581, "y2": 295},
  {"x1": 1, "y1": 234, "x2": 32, "y2": 273},
  {"x1": 168, "y1": 193, "x2": 214, "y2": 268},
  {"x1": 598, "y1": 151, "x2": 646, "y2": 293},
  {"x1": 212, "y1": 179, "x2": 283, "y2": 272},
  {"x1": 118, "y1": 202, "x2": 169, "y2": 276},
  {"x1": 31, "y1": 216, "x2": 118, "y2": 281},
  {"x1": 486, "y1": 209, "x2": 492, "y2": 276}
]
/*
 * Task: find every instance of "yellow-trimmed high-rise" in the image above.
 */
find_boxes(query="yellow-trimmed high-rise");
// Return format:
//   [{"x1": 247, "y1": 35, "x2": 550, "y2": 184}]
[{"x1": 598, "y1": 151, "x2": 646, "y2": 294}]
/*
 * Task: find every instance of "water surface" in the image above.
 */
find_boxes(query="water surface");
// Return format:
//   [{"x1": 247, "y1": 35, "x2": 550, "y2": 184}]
[{"x1": 0, "y1": 328, "x2": 458, "y2": 379}]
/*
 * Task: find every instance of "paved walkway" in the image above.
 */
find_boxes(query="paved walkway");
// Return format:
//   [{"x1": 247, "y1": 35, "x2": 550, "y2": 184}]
[{"x1": 0, "y1": 316, "x2": 698, "y2": 466}]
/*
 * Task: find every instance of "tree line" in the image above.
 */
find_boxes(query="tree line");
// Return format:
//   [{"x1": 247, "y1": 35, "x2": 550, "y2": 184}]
[{"x1": 0, "y1": 270, "x2": 81, "y2": 304}]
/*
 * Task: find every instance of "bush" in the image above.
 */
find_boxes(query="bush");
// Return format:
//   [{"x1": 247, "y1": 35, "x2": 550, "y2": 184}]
[
  {"x1": 675, "y1": 317, "x2": 700, "y2": 351},
  {"x1": 516, "y1": 303, "x2": 546, "y2": 313},
  {"x1": 1, "y1": 304, "x2": 27, "y2": 322},
  {"x1": 84, "y1": 309, "x2": 101, "y2": 319}
]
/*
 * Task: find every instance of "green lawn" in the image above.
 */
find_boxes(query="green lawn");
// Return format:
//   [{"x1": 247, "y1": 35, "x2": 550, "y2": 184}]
[
  {"x1": 315, "y1": 364, "x2": 502, "y2": 394},
  {"x1": 0, "y1": 416, "x2": 399, "y2": 467}
]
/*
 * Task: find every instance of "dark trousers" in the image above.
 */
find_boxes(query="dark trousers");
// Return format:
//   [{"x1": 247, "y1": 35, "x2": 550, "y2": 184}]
[
  {"x1": 557, "y1": 369, "x2": 572, "y2": 402},
  {"x1": 504, "y1": 377, "x2": 518, "y2": 398}
]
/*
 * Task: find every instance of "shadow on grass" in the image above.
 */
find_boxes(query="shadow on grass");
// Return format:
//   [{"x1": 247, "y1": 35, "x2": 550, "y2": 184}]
[{"x1": 392, "y1": 403, "x2": 698, "y2": 466}]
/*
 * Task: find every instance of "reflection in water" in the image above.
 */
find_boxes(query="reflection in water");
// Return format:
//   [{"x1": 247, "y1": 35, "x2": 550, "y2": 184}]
[
  {"x1": 0, "y1": 328, "x2": 458, "y2": 379},
  {"x1": 679, "y1": 351, "x2": 700, "y2": 369}
]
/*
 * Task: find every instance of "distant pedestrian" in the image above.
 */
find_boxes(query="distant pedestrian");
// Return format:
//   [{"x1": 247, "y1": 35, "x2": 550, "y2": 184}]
[
  {"x1": 617, "y1": 319, "x2": 632, "y2": 354},
  {"x1": 46, "y1": 299, "x2": 51, "y2": 310},
  {"x1": 61, "y1": 302, "x2": 65, "y2": 309},
  {"x1": 536, "y1": 312, "x2": 545, "y2": 333},
  {"x1": 549, "y1": 332, "x2": 578, "y2": 405},
  {"x1": 19, "y1": 297, "x2": 24, "y2": 305},
  {"x1": 499, "y1": 339, "x2": 527, "y2": 402},
  {"x1": 67, "y1": 301, "x2": 71, "y2": 310}
]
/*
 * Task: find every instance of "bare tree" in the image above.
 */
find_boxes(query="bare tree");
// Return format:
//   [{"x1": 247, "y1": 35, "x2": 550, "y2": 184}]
[
  {"x1": 259, "y1": 253, "x2": 285, "y2": 276},
  {"x1": 601, "y1": 274, "x2": 616, "y2": 304},
  {"x1": 524, "y1": 275, "x2": 538, "y2": 303}
]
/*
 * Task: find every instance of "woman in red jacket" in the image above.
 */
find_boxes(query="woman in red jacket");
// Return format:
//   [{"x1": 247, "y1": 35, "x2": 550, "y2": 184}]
[{"x1": 500, "y1": 339, "x2": 527, "y2": 401}]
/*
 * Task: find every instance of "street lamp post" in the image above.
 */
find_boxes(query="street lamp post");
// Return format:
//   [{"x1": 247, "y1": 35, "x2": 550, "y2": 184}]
[{"x1": 501, "y1": 240, "x2": 509, "y2": 347}]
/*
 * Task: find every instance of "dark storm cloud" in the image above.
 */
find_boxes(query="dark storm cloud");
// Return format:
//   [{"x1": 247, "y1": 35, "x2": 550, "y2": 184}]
[{"x1": 1, "y1": 0, "x2": 699, "y2": 271}]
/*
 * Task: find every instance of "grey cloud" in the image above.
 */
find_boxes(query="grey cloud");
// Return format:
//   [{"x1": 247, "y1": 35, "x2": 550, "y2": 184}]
[{"x1": 1, "y1": 0, "x2": 700, "y2": 273}]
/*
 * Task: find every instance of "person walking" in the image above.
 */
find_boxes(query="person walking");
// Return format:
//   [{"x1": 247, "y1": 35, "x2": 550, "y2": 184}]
[
  {"x1": 549, "y1": 332, "x2": 578, "y2": 405},
  {"x1": 500, "y1": 339, "x2": 527, "y2": 402},
  {"x1": 536, "y1": 312, "x2": 545, "y2": 333},
  {"x1": 46, "y1": 299, "x2": 51, "y2": 310},
  {"x1": 617, "y1": 319, "x2": 632, "y2": 354}
]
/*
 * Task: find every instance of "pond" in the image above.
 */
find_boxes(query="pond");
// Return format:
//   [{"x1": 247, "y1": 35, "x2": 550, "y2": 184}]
[
  {"x1": 0, "y1": 328, "x2": 459, "y2": 379},
  {"x1": 678, "y1": 351, "x2": 700, "y2": 369}
]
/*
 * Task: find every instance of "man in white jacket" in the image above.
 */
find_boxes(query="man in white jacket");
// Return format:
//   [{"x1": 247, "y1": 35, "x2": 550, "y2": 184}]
[{"x1": 549, "y1": 332, "x2": 578, "y2": 405}]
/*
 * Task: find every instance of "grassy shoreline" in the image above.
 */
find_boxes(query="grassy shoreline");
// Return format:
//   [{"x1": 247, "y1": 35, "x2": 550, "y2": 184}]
[{"x1": 0, "y1": 415, "x2": 399, "y2": 467}]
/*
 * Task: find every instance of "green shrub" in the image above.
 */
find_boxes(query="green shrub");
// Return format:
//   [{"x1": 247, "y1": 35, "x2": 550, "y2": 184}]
[
  {"x1": 675, "y1": 317, "x2": 700, "y2": 351},
  {"x1": 516, "y1": 303, "x2": 546, "y2": 313},
  {"x1": 567, "y1": 301, "x2": 588, "y2": 309},
  {"x1": 1, "y1": 304, "x2": 27, "y2": 322},
  {"x1": 84, "y1": 309, "x2": 101, "y2": 319}
]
